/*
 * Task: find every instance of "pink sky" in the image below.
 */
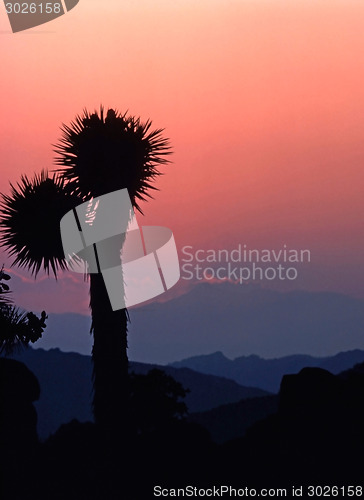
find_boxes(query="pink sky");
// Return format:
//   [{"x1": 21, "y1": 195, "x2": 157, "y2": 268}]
[{"x1": 0, "y1": 0, "x2": 363, "y2": 312}]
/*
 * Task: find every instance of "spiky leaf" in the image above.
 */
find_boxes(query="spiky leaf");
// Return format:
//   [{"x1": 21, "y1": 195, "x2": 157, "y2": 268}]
[
  {"x1": 0, "y1": 171, "x2": 81, "y2": 277},
  {"x1": 54, "y1": 107, "x2": 172, "y2": 213}
]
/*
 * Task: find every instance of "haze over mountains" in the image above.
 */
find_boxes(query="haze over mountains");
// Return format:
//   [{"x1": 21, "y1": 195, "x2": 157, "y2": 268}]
[
  {"x1": 34, "y1": 282, "x2": 364, "y2": 365},
  {"x1": 18, "y1": 281, "x2": 364, "y2": 440}
]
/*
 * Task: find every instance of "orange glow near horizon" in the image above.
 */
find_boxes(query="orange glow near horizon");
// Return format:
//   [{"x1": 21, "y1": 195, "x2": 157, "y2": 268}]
[{"x1": 0, "y1": 0, "x2": 363, "y2": 307}]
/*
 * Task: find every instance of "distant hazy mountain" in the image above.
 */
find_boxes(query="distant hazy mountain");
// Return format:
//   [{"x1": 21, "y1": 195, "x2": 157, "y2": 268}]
[
  {"x1": 170, "y1": 349, "x2": 364, "y2": 392},
  {"x1": 7, "y1": 348, "x2": 268, "y2": 439},
  {"x1": 34, "y1": 283, "x2": 364, "y2": 365}
]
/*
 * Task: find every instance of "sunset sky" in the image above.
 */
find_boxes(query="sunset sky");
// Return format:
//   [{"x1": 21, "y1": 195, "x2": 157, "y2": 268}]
[{"x1": 0, "y1": 0, "x2": 363, "y2": 315}]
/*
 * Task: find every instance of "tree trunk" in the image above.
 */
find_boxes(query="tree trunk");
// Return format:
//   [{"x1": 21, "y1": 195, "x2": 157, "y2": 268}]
[{"x1": 89, "y1": 272, "x2": 129, "y2": 437}]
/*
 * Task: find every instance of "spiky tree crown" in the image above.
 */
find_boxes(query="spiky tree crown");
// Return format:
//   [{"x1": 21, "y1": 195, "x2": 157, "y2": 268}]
[
  {"x1": 0, "y1": 107, "x2": 171, "y2": 278},
  {"x1": 0, "y1": 171, "x2": 81, "y2": 276},
  {"x1": 54, "y1": 107, "x2": 171, "y2": 213}
]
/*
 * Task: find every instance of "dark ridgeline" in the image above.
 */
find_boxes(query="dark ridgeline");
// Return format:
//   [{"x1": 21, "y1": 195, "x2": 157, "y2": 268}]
[
  {"x1": 0, "y1": 107, "x2": 171, "y2": 443},
  {"x1": 2, "y1": 346, "x2": 364, "y2": 497},
  {"x1": 7, "y1": 347, "x2": 271, "y2": 439}
]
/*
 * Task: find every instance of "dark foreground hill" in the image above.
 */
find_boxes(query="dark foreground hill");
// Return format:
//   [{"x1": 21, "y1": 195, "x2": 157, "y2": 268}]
[
  {"x1": 188, "y1": 394, "x2": 279, "y2": 443},
  {"x1": 188, "y1": 359, "x2": 364, "y2": 445},
  {"x1": 2, "y1": 358, "x2": 364, "y2": 499},
  {"x1": 6, "y1": 346, "x2": 364, "y2": 441}
]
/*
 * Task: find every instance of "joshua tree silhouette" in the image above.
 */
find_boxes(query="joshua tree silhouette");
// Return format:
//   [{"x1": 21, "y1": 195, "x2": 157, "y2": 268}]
[{"x1": 0, "y1": 107, "x2": 171, "y2": 432}]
